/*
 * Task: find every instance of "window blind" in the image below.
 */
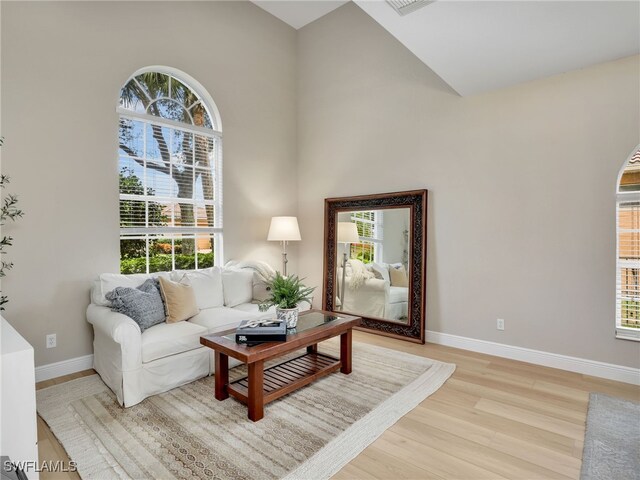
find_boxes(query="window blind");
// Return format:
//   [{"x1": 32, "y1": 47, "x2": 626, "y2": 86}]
[
  {"x1": 616, "y1": 149, "x2": 640, "y2": 339},
  {"x1": 118, "y1": 71, "x2": 222, "y2": 274},
  {"x1": 350, "y1": 211, "x2": 384, "y2": 263}
]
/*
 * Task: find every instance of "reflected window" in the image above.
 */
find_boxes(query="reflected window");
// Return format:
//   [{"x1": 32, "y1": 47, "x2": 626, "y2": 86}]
[
  {"x1": 350, "y1": 211, "x2": 383, "y2": 263},
  {"x1": 118, "y1": 69, "x2": 222, "y2": 273},
  {"x1": 616, "y1": 148, "x2": 640, "y2": 339}
]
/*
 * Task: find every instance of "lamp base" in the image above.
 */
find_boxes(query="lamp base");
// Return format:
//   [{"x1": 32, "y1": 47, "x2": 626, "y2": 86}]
[
  {"x1": 281, "y1": 249, "x2": 288, "y2": 277},
  {"x1": 339, "y1": 252, "x2": 347, "y2": 310}
]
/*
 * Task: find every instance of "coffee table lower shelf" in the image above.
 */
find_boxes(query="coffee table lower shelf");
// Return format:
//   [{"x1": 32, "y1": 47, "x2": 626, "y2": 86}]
[{"x1": 228, "y1": 352, "x2": 340, "y2": 405}]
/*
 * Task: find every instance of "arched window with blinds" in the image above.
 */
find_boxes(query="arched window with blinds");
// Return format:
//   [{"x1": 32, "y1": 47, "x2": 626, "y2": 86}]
[
  {"x1": 117, "y1": 68, "x2": 223, "y2": 273},
  {"x1": 616, "y1": 147, "x2": 640, "y2": 340}
]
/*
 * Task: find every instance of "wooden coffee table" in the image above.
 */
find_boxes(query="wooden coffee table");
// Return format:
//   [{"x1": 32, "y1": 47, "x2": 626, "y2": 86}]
[{"x1": 200, "y1": 309, "x2": 361, "y2": 421}]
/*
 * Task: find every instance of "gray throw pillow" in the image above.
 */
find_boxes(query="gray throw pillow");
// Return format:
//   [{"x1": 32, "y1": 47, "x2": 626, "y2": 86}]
[{"x1": 106, "y1": 278, "x2": 165, "y2": 332}]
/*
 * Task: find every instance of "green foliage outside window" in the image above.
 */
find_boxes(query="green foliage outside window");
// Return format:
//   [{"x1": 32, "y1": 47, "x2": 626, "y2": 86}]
[
  {"x1": 119, "y1": 168, "x2": 214, "y2": 272},
  {"x1": 120, "y1": 253, "x2": 213, "y2": 274},
  {"x1": 119, "y1": 167, "x2": 167, "y2": 259},
  {"x1": 621, "y1": 299, "x2": 640, "y2": 328},
  {"x1": 351, "y1": 244, "x2": 374, "y2": 263}
]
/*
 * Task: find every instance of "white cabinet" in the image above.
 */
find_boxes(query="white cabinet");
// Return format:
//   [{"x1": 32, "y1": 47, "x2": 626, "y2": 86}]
[{"x1": 1, "y1": 317, "x2": 39, "y2": 479}]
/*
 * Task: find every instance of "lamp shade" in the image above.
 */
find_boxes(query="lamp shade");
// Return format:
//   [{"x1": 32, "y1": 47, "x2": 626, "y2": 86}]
[
  {"x1": 337, "y1": 222, "x2": 360, "y2": 244},
  {"x1": 267, "y1": 216, "x2": 301, "y2": 241}
]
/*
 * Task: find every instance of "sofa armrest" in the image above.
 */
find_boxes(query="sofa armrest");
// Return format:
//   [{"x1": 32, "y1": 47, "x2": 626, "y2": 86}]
[
  {"x1": 87, "y1": 303, "x2": 142, "y2": 370},
  {"x1": 342, "y1": 278, "x2": 389, "y2": 318},
  {"x1": 87, "y1": 304, "x2": 141, "y2": 342},
  {"x1": 366, "y1": 278, "x2": 389, "y2": 291},
  {"x1": 346, "y1": 277, "x2": 389, "y2": 293}
]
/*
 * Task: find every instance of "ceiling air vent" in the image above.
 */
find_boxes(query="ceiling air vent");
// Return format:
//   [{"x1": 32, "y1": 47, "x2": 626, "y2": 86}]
[{"x1": 386, "y1": 0, "x2": 435, "y2": 16}]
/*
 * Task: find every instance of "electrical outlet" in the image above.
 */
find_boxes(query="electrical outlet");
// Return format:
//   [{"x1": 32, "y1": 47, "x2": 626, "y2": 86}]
[
  {"x1": 46, "y1": 333, "x2": 56, "y2": 349},
  {"x1": 497, "y1": 318, "x2": 505, "y2": 331}
]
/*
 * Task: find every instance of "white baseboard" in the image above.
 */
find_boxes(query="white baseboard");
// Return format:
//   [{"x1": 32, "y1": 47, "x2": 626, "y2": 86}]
[
  {"x1": 427, "y1": 330, "x2": 640, "y2": 386},
  {"x1": 35, "y1": 354, "x2": 94, "y2": 383},
  {"x1": 34, "y1": 333, "x2": 640, "y2": 386}
]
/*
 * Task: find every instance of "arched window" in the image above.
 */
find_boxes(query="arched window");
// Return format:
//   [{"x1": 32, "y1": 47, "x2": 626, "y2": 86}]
[
  {"x1": 616, "y1": 147, "x2": 640, "y2": 340},
  {"x1": 117, "y1": 68, "x2": 222, "y2": 273}
]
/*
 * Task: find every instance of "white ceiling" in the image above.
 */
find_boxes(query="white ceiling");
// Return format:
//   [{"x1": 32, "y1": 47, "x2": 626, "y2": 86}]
[
  {"x1": 252, "y1": 1, "x2": 348, "y2": 29},
  {"x1": 252, "y1": 0, "x2": 640, "y2": 96},
  {"x1": 355, "y1": 1, "x2": 640, "y2": 96}
]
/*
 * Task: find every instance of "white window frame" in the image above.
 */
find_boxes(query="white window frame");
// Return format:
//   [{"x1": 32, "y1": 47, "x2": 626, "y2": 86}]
[
  {"x1": 117, "y1": 66, "x2": 223, "y2": 273},
  {"x1": 615, "y1": 146, "x2": 640, "y2": 341},
  {"x1": 350, "y1": 210, "x2": 384, "y2": 263}
]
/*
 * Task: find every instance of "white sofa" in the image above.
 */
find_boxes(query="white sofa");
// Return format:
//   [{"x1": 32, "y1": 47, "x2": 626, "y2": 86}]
[
  {"x1": 87, "y1": 266, "x2": 309, "y2": 407},
  {"x1": 341, "y1": 276, "x2": 408, "y2": 320},
  {"x1": 338, "y1": 262, "x2": 408, "y2": 321}
]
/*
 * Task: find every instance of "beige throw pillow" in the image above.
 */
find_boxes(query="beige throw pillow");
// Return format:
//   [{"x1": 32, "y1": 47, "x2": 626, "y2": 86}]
[
  {"x1": 389, "y1": 265, "x2": 409, "y2": 287},
  {"x1": 158, "y1": 276, "x2": 200, "y2": 323}
]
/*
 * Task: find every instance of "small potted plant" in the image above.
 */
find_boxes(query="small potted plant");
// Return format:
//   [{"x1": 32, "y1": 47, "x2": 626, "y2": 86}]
[{"x1": 259, "y1": 272, "x2": 315, "y2": 328}]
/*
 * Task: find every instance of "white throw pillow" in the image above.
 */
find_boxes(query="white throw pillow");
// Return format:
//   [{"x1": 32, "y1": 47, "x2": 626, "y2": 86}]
[
  {"x1": 171, "y1": 267, "x2": 224, "y2": 310},
  {"x1": 92, "y1": 271, "x2": 170, "y2": 306},
  {"x1": 371, "y1": 262, "x2": 390, "y2": 284},
  {"x1": 222, "y1": 269, "x2": 254, "y2": 307},
  {"x1": 251, "y1": 271, "x2": 272, "y2": 302},
  {"x1": 93, "y1": 273, "x2": 151, "y2": 306}
]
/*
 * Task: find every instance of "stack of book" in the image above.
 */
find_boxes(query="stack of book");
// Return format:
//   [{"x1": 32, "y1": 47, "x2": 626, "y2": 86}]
[{"x1": 235, "y1": 318, "x2": 287, "y2": 345}]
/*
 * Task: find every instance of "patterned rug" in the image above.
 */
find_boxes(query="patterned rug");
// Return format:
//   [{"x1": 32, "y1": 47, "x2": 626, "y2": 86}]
[{"x1": 37, "y1": 341, "x2": 455, "y2": 480}]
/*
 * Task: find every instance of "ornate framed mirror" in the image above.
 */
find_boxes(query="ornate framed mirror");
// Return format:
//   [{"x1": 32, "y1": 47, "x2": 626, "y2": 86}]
[{"x1": 323, "y1": 190, "x2": 427, "y2": 343}]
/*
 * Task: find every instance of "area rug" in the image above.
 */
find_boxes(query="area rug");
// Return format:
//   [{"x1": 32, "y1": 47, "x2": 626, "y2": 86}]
[
  {"x1": 580, "y1": 393, "x2": 640, "y2": 480},
  {"x1": 37, "y1": 341, "x2": 454, "y2": 480}
]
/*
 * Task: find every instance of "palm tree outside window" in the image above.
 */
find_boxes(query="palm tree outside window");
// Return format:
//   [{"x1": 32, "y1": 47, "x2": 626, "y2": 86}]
[{"x1": 117, "y1": 68, "x2": 223, "y2": 274}]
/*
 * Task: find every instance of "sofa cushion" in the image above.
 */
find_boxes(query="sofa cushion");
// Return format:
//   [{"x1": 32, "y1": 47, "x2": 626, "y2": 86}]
[
  {"x1": 233, "y1": 302, "x2": 274, "y2": 315},
  {"x1": 389, "y1": 265, "x2": 409, "y2": 287},
  {"x1": 225, "y1": 261, "x2": 277, "y2": 303},
  {"x1": 92, "y1": 273, "x2": 150, "y2": 306},
  {"x1": 222, "y1": 269, "x2": 254, "y2": 307},
  {"x1": 141, "y1": 321, "x2": 208, "y2": 363},
  {"x1": 105, "y1": 278, "x2": 165, "y2": 332},
  {"x1": 189, "y1": 307, "x2": 261, "y2": 334},
  {"x1": 371, "y1": 263, "x2": 390, "y2": 283},
  {"x1": 251, "y1": 272, "x2": 272, "y2": 302},
  {"x1": 92, "y1": 272, "x2": 171, "y2": 306},
  {"x1": 158, "y1": 277, "x2": 200, "y2": 323},
  {"x1": 171, "y1": 267, "x2": 224, "y2": 309}
]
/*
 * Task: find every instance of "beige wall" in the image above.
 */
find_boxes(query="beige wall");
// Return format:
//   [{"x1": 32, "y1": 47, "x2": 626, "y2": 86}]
[
  {"x1": 2, "y1": 1, "x2": 638, "y2": 370},
  {"x1": 382, "y1": 208, "x2": 409, "y2": 265},
  {"x1": 1, "y1": 1, "x2": 298, "y2": 366},
  {"x1": 297, "y1": 4, "x2": 640, "y2": 368}
]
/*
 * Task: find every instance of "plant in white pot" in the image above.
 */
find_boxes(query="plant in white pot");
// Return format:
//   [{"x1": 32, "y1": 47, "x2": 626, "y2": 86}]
[{"x1": 259, "y1": 272, "x2": 315, "y2": 329}]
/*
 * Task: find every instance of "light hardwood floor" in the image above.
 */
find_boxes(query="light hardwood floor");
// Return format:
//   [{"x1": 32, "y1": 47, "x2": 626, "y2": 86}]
[{"x1": 36, "y1": 331, "x2": 640, "y2": 480}]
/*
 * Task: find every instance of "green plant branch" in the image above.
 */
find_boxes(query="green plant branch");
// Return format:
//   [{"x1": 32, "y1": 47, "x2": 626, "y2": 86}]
[
  {"x1": 259, "y1": 272, "x2": 316, "y2": 310},
  {"x1": 0, "y1": 140, "x2": 25, "y2": 310}
]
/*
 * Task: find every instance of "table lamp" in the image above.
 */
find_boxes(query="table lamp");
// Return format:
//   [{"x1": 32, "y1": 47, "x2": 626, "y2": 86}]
[{"x1": 268, "y1": 216, "x2": 301, "y2": 276}]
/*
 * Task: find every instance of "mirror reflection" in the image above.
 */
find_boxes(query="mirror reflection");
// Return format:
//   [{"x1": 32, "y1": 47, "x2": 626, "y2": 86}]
[{"x1": 335, "y1": 208, "x2": 411, "y2": 324}]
